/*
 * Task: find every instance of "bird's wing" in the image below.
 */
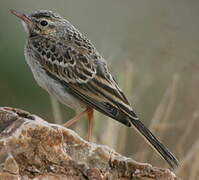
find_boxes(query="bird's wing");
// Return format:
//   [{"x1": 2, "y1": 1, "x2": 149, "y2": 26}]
[
  {"x1": 30, "y1": 36, "x2": 138, "y2": 126},
  {"x1": 30, "y1": 35, "x2": 178, "y2": 168}
]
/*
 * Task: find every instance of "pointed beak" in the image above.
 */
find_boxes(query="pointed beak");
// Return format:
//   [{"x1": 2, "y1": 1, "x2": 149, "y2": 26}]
[{"x1": 10, "y1": 9, "x2": 32, "y2": 25}]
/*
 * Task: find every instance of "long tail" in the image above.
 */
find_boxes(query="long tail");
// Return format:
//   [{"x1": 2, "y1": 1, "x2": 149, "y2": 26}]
[
  {"x1": 129, "y1": 118, "x2": 178, "y2": 169},
  {"x1": 53, "y1": 70, "x2": 179, "y2": 168}
]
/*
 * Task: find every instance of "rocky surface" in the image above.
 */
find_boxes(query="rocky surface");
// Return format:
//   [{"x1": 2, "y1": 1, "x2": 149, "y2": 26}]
[{"x1": 0, "y1": 107, "x2": 181, "y2": 180}]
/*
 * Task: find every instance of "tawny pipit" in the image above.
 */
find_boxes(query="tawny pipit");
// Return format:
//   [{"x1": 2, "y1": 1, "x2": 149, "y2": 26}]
[{"x1": 11, "y1": 9, "x2": 178, "y2": 168}]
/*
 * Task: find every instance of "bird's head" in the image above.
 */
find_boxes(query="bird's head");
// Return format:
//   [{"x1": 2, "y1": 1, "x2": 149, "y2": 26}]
[{"x1": 10, "y1": 9, "x2": 69, "y2": 37}]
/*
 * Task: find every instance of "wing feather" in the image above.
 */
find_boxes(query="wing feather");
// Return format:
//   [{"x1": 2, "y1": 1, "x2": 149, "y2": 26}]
[
  {"x1": 29, "y1": 34, "x2": 178, "y2": 168},
  {"x1": 30, "y1": 36, "x2": 138, "y2": 126}
]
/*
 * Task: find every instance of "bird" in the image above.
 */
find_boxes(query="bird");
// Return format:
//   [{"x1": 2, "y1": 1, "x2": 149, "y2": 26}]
[{"x1": 10, "y1": 9, "x2": 178, "y2": 168}]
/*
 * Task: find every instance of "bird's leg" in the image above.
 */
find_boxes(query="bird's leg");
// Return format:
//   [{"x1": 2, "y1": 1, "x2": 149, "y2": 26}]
[
  {"x1": 63, "y1": 107, "x2": 94, "y2": 142},
  {"x1": 63, "y1": 108, "x2": 88, "y2": 127},
  {"x1": 86, "y1": 107, "x2": 94, "y2": 142}
]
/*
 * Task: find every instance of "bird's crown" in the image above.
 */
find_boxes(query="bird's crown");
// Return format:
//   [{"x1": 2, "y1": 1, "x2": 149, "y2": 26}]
[{"x1": 29, "y1": 10, "x2": 62, "y2": 20}]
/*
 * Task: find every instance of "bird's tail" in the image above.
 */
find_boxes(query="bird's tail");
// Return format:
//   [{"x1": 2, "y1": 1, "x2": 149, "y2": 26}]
[{"x1": 129, "y1": 118, "x2": 178, "y2": 169}]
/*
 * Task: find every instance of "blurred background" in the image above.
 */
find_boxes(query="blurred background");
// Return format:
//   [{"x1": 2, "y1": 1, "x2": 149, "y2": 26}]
[{"x1": 1, "y1": 0, "x2": 199, "y2": 179}]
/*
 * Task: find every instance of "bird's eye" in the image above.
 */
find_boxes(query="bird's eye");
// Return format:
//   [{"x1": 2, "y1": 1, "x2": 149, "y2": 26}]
[{"x1": 40, "y1": 20, "x2": 48, "y2": 26}]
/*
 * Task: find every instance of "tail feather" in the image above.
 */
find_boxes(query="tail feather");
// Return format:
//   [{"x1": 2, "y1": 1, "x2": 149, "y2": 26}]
[
  {"x1": 51, "y1": 71, "x2": 179, "y2": 168},
  {"x1": 129, "y1": 118, "x2": 179, "y2": 169}
]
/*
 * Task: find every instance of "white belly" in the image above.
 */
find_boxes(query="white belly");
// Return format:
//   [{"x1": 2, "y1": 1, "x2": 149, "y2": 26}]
[{"x1": 24, "y1": 48, "x2": 86, "y2": 110}]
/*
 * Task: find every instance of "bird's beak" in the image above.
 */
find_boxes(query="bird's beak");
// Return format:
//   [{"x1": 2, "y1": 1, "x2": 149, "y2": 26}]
[{"x1": 10, "y1": 9, "x2": 32, "y2": 25}]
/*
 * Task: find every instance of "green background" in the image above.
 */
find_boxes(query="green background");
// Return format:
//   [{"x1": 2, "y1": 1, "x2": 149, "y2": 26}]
[{"x1": 0, "y1": 1, "x2": 199, "y2": 178}]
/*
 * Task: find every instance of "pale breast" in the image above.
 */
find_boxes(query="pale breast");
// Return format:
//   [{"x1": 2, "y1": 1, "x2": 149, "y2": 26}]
[{"x1": 24, "y1": 46, "x2": 86, "y2": 110}]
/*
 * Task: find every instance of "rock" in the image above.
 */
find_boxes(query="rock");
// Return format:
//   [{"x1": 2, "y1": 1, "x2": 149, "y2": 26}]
[{"x1": 0, "y1": 107, "x2": 181, "y2": 180}]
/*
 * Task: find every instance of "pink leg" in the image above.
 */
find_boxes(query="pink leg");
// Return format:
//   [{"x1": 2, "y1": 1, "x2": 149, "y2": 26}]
[
  {"x1": 63, "y1": 107, "x2": 94, "y2": 142},
  {"x1": 63, "y1": 108, "x2": 88, "y2": 127},
  {"x1": 87, "y1": 108, "x2": 94, "y2": 142}
]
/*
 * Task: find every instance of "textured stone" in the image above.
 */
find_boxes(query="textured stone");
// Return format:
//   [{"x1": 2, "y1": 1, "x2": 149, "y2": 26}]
[{"x1": 0, "y1": 107, "x2": 181, "y2": 180}]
